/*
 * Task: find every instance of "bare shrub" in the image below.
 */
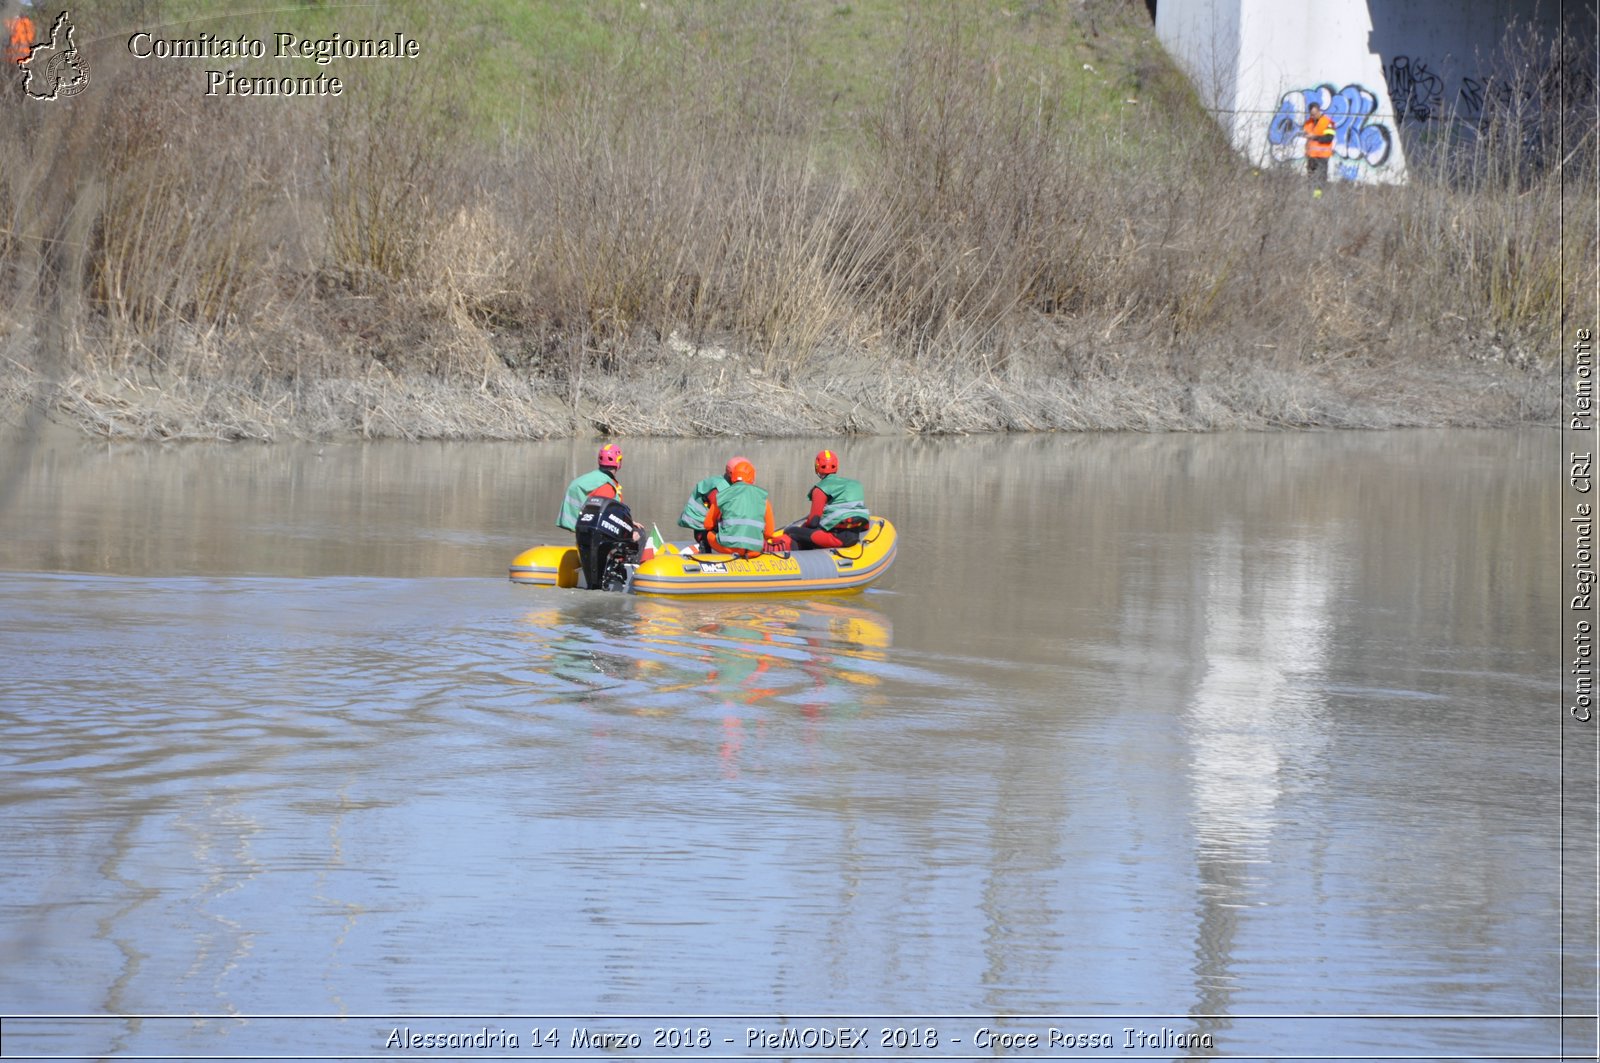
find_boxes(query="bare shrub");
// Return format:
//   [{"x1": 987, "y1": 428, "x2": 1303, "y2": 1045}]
[
  {"x1": 0, "y1": 0, "x2": 1579, "y2": 440},
  {"x1": 508, "y1": 84, "x2": 714, "y2": 377},
  {"x1": 90, "y1": 66, "x2": 275, "y2": 342},
  {"x1": 857, "y1": 8, "x2": 1075, "y2": 364},
  {"x1": 324, "y1": 65, "x2": 462, "y2": 286}
]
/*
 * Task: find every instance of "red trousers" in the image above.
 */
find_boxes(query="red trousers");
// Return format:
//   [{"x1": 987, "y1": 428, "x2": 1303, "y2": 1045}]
[{"x1": 787, "y1": 524, "x2": 860, "y2": 550}]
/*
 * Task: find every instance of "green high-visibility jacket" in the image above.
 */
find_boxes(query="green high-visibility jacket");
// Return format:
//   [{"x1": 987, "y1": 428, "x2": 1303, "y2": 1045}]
[
  {"x1": 813, "y1": 473, "x2": 869, "y2": 530},
  {"x1": 713, "y1": 481, "x2": 769, "y2": 552},
  {"x1": 678, "y1": 474, "x2": 730, "y2": 530},
  {"x1": 557, "y1": 469, "x2": 619, "y2": 530}
]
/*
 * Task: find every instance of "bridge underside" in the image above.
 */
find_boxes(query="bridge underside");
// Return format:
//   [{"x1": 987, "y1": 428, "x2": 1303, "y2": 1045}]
[{"x1": 1154, "y1": 0, "x2": 1596, "y2": 184}]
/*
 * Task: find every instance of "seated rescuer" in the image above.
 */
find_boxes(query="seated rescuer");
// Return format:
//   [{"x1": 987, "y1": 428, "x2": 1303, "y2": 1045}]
[
  {"x1": 786, "y1": 449, "x2": 870, "y2": 550},
  {"x1": 677, "y1": 457, "x2": 741, "y2": 552},
  {"x1": 703, "y1": 459, "x2": 779, "y2": 559}
]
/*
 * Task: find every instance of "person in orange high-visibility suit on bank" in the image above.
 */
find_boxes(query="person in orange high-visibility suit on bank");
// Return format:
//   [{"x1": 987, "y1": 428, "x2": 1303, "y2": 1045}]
[{"x1": 1303, "y1": 102, "x2": 1336, "y2": 190}]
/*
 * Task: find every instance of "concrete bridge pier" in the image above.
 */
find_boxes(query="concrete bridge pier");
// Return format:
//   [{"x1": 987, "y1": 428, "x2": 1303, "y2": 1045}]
[{"x1": 1153, "y1": 0, "x2": 1597, "y2": 185}]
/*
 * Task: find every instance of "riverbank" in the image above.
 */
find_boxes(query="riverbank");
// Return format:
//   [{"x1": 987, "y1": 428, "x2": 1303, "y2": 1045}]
[
  {"x1": 0, "y1": 0, "x2": 1585, "y2": 442},
  {"x1": 1, "y1": 320, "x2": 1551, "y2": 442}
]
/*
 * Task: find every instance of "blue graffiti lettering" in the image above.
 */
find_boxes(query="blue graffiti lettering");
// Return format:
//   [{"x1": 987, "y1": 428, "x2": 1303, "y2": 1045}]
[
  {"x1": 1268, "y1": 98, "x2": 1300, "y2": 148},
  {"x1": 1326, "y1": 85, "x2": 1392, "y2": 165},
  {"x1": 1266, "y1": 84, "x2": 1393, "y2": 171}
]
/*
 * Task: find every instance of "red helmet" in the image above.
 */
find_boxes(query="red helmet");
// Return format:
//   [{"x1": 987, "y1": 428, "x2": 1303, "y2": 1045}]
[
  {"x1": 725, "y1": 455, "x2": 750, "y2": 481},
  {"x1": 597, "y1": 444, "x2": 622, "y2": 470},
  {"x1": 814, "y1": 449, "x2": 838, "y2": 476},
  {"x1": 728, "y1": 459, "x2": 756, "y2": 485}
]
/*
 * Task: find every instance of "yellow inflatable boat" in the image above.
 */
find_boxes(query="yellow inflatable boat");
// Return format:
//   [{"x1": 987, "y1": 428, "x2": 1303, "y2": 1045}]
[{"x1": 509, "y1": 518, "x2": 897, "y2": 597}]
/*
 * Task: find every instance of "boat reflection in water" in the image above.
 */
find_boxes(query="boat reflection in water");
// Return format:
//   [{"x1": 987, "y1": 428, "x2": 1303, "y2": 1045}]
[{"x1": 514, "y1": 597, "x2": 894, "y2": 776}]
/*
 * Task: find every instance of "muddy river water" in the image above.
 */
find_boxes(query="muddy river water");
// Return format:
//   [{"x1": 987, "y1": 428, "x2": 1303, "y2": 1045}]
[{"x1": 0, "y1": 426, "x2": 1590, "y2": 1060}]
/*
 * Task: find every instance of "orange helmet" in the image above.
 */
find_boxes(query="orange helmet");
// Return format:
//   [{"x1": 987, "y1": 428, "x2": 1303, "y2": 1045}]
[
  {"x1": 728, "y1": 459, "x2": 756, "y2": 484},
  {"x1": 814, "y1": 449, "x2": 838, "y2": 476},
  {"x1": 597, "y1": 444, "x2": 622, "y2": 470}
]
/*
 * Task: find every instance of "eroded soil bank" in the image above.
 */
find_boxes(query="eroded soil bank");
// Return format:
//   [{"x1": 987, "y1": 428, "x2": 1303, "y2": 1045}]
[{"x1": 1, "y1": 331, "x2": 1555, "y2": 443}]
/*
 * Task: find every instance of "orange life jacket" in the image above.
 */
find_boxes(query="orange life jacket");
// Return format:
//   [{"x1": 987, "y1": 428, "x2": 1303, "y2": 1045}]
[
  {"x1": 1303, "y1": 114, "x2": 1335, "y2": 159},
  {"x1": 4, "y1": 16, "x2": 34, "y2": 65}
]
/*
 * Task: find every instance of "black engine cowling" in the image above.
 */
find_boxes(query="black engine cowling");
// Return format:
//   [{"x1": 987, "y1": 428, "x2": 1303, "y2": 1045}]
[{"x1": 574, "y1": 496, "x2": 639, "y2": 591}]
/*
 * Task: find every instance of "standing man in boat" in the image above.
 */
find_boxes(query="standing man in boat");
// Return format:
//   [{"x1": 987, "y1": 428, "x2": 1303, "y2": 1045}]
[
  {"x1": 560, "y1": 443, "x2": 644, "y2": 589},
  {"x1": 703, "y1": 458, "x2": 780, "y2": 558},
  {"x1": 677, "y1": 456, "x2": 740, "y2": 552},
  {"x1": 786, "y1": 449, "x2": 871, "y2": 550},
  {"x1": 557, "y1": 443, "x2": 629, "y2": 531}
]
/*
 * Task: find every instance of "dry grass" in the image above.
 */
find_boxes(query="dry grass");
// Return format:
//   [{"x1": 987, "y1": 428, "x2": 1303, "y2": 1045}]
[{"x1": 0, "y1": 0, "x2": 1585, "y2": 440}]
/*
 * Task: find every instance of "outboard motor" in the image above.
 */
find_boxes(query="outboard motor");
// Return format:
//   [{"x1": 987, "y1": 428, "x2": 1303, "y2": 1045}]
[{"x1": 574, "y1": 495, "x2": 639, "y2": 591}]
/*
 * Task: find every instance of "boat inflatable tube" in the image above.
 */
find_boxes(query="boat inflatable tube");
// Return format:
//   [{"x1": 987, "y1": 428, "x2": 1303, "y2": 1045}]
[{"x1": 510, "y1": 517, "x2": 897, "y2": 597}]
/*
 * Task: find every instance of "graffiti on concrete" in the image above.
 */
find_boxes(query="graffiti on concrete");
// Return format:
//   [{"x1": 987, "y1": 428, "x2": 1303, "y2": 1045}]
[
  {"x1": 1460, "y1": 65, "x2": 1595, "y2": 121},
  {"x1": 1458, "y1": 76, "x2": 1493, "y2": 119},
  {"x1": 1385, "y1": 48, "x2": 1594, "y2": 126},
  {"x1": 1384, "y1": 56, "x2": 1445, "y2": 122},
  {"x1": 1458, "y1": 75, "x2": 1513, "y2": 122},
  {"x1": 1267, "y1": 85, "x2": 1393, "y2": 178}
]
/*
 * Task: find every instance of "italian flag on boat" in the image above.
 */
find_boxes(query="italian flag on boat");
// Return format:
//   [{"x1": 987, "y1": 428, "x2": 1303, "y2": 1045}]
[{"x1": 642, "y1": 524, "x2": 666, "y2": 561}]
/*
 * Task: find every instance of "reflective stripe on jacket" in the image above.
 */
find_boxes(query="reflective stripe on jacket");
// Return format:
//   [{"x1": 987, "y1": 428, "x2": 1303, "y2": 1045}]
[
  {"x1": 1303, "y1": 114, "x2": 1335, "y2": 159},
  {"x1": 712, "y1": 481, "x2": 770, "y2": 553},
  {"x1": 558, "y1": 469, "x2": 619, "y2": 530},
  {"x1": 678, "y1": 474, "x2": 729, "y2": 530},
  {"x1": 813, "y1": 473, "x2": 870, "y2": 530}
]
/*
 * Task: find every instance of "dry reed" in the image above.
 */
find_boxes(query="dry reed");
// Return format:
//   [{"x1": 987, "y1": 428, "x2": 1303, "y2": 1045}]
[{"x1": 0, "y1": 0, "x2": 1586, "y2": 440}]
